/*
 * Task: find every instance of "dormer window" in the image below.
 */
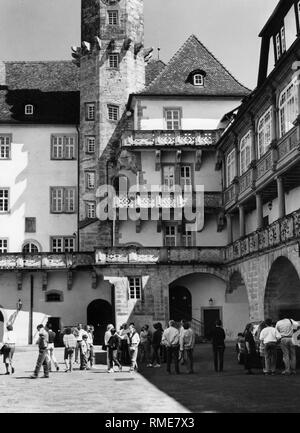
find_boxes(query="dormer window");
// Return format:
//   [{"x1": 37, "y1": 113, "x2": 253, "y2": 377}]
[
  {"x1": 193, "y1": 74, "x2": 204, "y2": 86},
  {"x1": 274, "y1": 26, "x2": 286, "y2": 61},
  {"x1": 25, "y1": 104, "x2": 34, "y2": 115}
]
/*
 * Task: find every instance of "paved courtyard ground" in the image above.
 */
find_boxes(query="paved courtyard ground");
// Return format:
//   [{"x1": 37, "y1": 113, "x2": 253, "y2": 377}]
[{"x1": 1, "y1": 344, "x2": 300, "y2": 413}]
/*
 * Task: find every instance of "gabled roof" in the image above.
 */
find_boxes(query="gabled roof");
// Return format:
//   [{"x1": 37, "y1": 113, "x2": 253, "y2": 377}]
[
  {"x1": 145, "y1": 59, "x2": 166, "y2": 86},
  {"x1": 139, "y1": 35, "x2": 250, "y2": 97},
  {"x1": 0, "y1": 61, "x2": 79, "y2": 124}
]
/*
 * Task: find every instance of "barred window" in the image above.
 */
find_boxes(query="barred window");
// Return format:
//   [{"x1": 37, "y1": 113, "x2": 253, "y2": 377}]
[
  {"x1": 128, "y1": 277, "x2": 142, "y2": 300},
  {"x1": 0, "y1": 136, "x2": 11, "y2": 159}
]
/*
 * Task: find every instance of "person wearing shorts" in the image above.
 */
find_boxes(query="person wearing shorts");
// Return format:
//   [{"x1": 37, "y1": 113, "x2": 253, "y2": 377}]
[
  {"x1": 63, "y1": 327, "x2": 77, "y2": 372},
  {"x1": 2, "y1": 324, "x2": 16, "y2": 375}
]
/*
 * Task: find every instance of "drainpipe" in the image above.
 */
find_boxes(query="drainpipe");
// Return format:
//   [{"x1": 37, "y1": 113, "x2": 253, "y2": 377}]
[{"x1": 76, "y1": 125, "x2": 80, "y2": 251}]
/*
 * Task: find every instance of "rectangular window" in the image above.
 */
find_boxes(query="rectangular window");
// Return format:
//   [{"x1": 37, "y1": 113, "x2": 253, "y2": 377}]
[
  {"x1": 164, "y1": 225, "x2": 177, "y2": 247},
  {"x1": 86, "y1": 136, "x2": 96, "y2": 154},
  {"x1": 25, "y1": 217, "x2": 36, "y2": 233},
  {"x1": 239, "y1": 131, "x2": 252, "y2": 175},
  {"x1": 226, "y1": 149, "x2": 236, "y2": 187},
  {"x1": 108, "y1": 105, "x2": 119, "y2": 121},
  {"x1": 182, "y1": 227, "x2": 193, "y2": 247},
  {"x1": 279, "y1": 79, "x2": 297, "y2": 137},
  {"x1": 86, "y1": 172, "x2": 96, "y2": 190},
  {"x1": 180, "y1": 165, "x2": 192, "y2": 190},
  {"x1": 0, "y1": 238, "x2": 8, "y2": 253},
  {"x1": 108, "y1": 10, "x2": 118, "y2": 26},
  {"x1": 51, "y1": 135, "x2": 76, "y2": 160},
  {"x1": 0, "y1": 188, "x2": 9, "y2": 212},
  {"x1": 276, "y1": 33, "x2": 281, "y2": 60},
  {"x1": 86, "y1": 202, "x2": 96, "y2": 219},
  {"x1": 86, "y1": 103, "x2": 95, "y2": 121},
  {"x1": 163, "y1": 165, "x2": 175, "y2": 188},
  {"x1": 258, "y1": 107, "x2": 272, "y2": 158},
  {"x1": 281, "y1": 26, "x2": 286, "y2": 53},
  {"x1": 0, "y1": 135, "x2": 11, "y2": 159},
  {"x1": 51, "y1": 237, "x2": 75, "y2": 253},
  {"x1": 128, "y1": 277, "x2": 142, "y2": 300},
  {"x1": 50, "y1": 187, "x2": 76, "y2": 213},
  {"x1": 109, "y1": 54, "x2": 119, "y2": 68},
  {"x1": 164, "y1": 109, "x2": 181, "y2": 130}
]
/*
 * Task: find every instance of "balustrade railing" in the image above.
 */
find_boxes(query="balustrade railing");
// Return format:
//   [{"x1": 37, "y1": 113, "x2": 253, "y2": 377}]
[
  {"x1": 277, "y1": 127, "x2": 298, "y2": 161},
  {"x1": 122, "y1": 129, "x2": 220, "y2": 147},
  {"x1": 256, "y1": 149, "x2": 273, "y2": 179},
  {"x1": 226, "y1": 208, "x2": 300, "y2": 262}
]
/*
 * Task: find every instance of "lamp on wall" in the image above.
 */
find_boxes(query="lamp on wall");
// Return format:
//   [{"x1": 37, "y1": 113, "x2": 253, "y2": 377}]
[
  {"x1": 268, "y1": 202, "x2": 273, "y2": 211},
  {"x1": 209, "y1": 298, "x2": 214, "y2": 306}
]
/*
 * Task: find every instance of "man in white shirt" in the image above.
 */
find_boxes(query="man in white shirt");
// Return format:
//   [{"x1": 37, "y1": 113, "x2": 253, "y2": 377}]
[
  {"x1": 275, "y1": 317, "x2": 300, "y2": 375},
  {"x1": 74, "y1": 323, "x2": 88, "y2": 363},
  {"x1": 259, "y1": 318, "x2": 281, "y2": 375},
  {"x1": 128, "y1": 323, "x2": 140, "y2": 372},
  {"x1": 162, "y1": 320, "x2": 180, "y2": 374}
]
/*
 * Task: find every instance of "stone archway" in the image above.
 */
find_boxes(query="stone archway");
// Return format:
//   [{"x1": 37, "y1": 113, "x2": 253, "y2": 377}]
[
  {"x1": 264, "y1": 256, "x2": 300, "y2": 321},
  {"x1": 87, "y1": 299, "x2": 113, "y2": 345}
]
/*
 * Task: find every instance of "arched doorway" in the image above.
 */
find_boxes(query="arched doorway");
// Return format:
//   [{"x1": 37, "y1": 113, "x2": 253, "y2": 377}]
[
  {"x1": 0, "y1": 310, "x2": 4, "y2": 342},
  {"x1": 169, "y1": 286, "x2": 192, "y2": 322},
  {"x1": 87, "y1": 299, "x2": 113, "y2": 345},
  {"x1": 264, "y1": 257, "x2": 300, "y2": 321}
]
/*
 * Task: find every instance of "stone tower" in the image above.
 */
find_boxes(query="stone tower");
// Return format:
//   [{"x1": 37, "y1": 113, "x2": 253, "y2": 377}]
[{"x1": 78, "y1": 0, "x2": 145, "y2": 250}]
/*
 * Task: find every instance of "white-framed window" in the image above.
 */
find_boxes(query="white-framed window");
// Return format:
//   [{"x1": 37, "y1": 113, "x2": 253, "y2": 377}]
[
  {"x1": 281, "y1": 26, "x2": 286, "y2": 54},
  {"x1": 108, "y1": 10, "x2": 118, "y2": 26},
  {"x1": 51, "y1": 135, "x2": 76, "y2": 160},
  {"x1": 50, "y1": 187, "x2": 76, "y2": 213},
  {"x1": 226, "y1": 149, "x2": 236, "y2": 187},
  {"x1": 279, "y1": 79, "x2": 298, "y2": 137},
  {"x1": 163, "y1": 165, "x2": 175, "y2": 188},
  {"x1": 258, "y1": 107, "x2": 272, "y2": 158},
  {"x1": 0, "y1": 238, "x2": 8, "y2": 253},
  {"x1": 108, "y1": 105, "x2": 119, "y2": 121},
  {"x1": 25, "y1": 104, "x2": 34, "y2": 115},
  {"x1": 109, "y1": 54, "x2": 119, "y2": 68},
  {"x1": 0, "y1": 188, "x2": 9, "y2": 213},
  {"x1": 275, "y1": 26, "x2": 286, "y2": 61},
  {"x1": 86, "y1": 201, "x2": 96, "y2": 219},
  {"x1": 22, "y1": 242, "x2": 39, "y2": 253},
  {"x1": 86, "y1": 103, "x2": 95, "y2": 121},
  {"x1": 51, "y1": 237, "x2": 75, "y2": 253},
  {"x1": 193, "y1": 74, "x2": 204, "y2": 86},
  {"x1": 86, "y1": 136, "x2": 96, "y2": 154},
  {"x1": 239, "y1": 131, "x2": 252, "y2": 175},
  {"x1": 164, "y1": 108, "x2": 181, "y2": 130},
  {"x1": 86, "y1": 172, "x2": 96, "y2": 190},
  {"x1": 180, "y1": 165, "x2": 192, "y2": 190},
  {"x1": 164, "y1": 225, "x2": 177, "y2": 247},
  {"x1": 182, "y1": 226, "x2": 193, "y2": 247},
  {"x1": 128, "y1": 277, "x2": 142, "y2": 300},
  {"x1": 0, "y1": 135, "x2": 11, "y2": 159}
]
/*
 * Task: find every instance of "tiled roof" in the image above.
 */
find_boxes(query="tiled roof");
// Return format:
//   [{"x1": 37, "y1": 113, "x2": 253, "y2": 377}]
[
  {"x1": 140, "y1": 35, "x2": 250, "y2": 97},
  {"x1": 0, "y1": 61, "x2": 79, "y2": 124},
  {"x1": 145, "y1": 59, "x2": 166, "y2": 86}
]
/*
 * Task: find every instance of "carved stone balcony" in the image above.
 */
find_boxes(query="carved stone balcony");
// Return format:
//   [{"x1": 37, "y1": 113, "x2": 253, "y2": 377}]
[
  {"x1": 122, "y1": 129, "x2": 221, "y2": 148},
  {"x1": 0, "y1": 253, "x2": 95, "y2": 270},
  {"x1": 226, "y1": 208, "x2": 300, "y2": 262}
]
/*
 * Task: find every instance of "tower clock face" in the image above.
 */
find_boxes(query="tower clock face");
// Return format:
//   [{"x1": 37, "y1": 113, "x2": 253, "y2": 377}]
[{"x1": 101, "y1": 0, "x2": 120, "y2": 5}]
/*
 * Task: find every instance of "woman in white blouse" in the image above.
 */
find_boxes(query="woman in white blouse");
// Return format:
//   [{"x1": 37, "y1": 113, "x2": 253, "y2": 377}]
[{"x1": 2, "y1": 324, "x2": 16, "y2": 374}]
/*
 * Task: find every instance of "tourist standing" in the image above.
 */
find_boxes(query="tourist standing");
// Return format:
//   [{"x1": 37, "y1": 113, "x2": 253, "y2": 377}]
[
  {"x1": 107, "y1": 328, "x2": 122, "y2": 373},
  {"x1": 46, "y1": 323, "x2": 59, "y2": 372},
  {"x1": 2, "y1": 324, "x2": 16, "y2": 375},
  {"x1": 30, "y1": 324, "x2": 50, "y2": 379},
  {"x1": 149, "y1": 323, "x2": 163, "y2": 368},
  {"x1": 259, "y1": 318, "x2": 281, "y2": 375},
  {"x1": 128, "y1": 323, "x2": 140, "y2": 372},
  {"x1": 74, "y1": 323, "x2": 87, "y2": 363},
  {"x1": 275, "y1": 317, "x2": 300, "y2": 375},
  {"x1": 104, "y1": 324, "x2": 115, "y2": 372},
  {"x1": 79, "y1": 334, "x2": 89, "y2": 370},
  {"x1": 63, "y1": 327, "x2": 77, "y2": 372},
  {"x1": 179, "y1": 322, "x2": 195, "y2": 374},
  {"x1": 161, "y1": 320, "x2": 180, "y2": 374},
  {"x1": 139, "y1": 324, "x2": 152, "y2": 366},
  {"x1": 86, "y1": 326, "x2": 94, "y2": 368},
  {"x1": 211, "y1": 320, "x2": 226, "y2": 373},
  {"x1": 243, "y1": 323, "x2": 257, "y2": 375},
  {"x1": 118, "y1": 323, "x2": 130, "y2": 365}
]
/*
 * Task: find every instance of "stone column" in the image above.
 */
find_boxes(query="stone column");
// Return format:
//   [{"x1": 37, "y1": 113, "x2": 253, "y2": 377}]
[
  {"x1": 226, "y1": 214, "x2": 233, "y2": 244},
  {"x1": 239, "y1": 205, "x2": 245, "y2": 238},
  {"x1": 276, "y1": 176, "x2": 286, "y2": 218},
  {"x1": 256, "y1": 193, "x2": 263, "y2": 229}
]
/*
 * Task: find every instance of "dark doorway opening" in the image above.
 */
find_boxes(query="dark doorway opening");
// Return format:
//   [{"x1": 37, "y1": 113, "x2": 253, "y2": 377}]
[
  {"x1": 203, "y1": 308, "x2": 221, "y2": 339},
  {"x1": 0, "y1": 310, "x2": 4, "y2": 342},
  {"x1": 169, "y1": 286, "x2": 192, "y2": 322},
  {"x1": 87, "y1": 299, "x2": 113, "y2": 345},
  {"x1": 47, "y1": 317, "x2": 62, "y2": 346}
]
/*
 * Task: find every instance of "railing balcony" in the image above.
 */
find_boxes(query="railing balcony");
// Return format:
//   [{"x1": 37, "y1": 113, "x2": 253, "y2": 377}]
[
  {"x1": 277, "y1": 126, "x2": 300, "y2": 168},
  {"x1": 256, "y1": 148, "x2": 273, "y2": 181},
  {"x1": 226, "y1": 208, "x2": 300, "y2": 262},
  {"x1": 0, "y1": 253, "x2": 95, "y2": 270},
  {"x1": 224, "y1": 181, "x2": 239, "y2": 207},
  {"x1": 122, "y1": 129, "x2": 221, "y2": 148}
]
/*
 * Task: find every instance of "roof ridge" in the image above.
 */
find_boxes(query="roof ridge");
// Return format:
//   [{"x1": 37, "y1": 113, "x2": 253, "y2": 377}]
[
  {"x1": 4, "y1": 60, "x2": 73, "y2": 64},
  {"x1": 189, "y1": 34, "x2": 250, "y2": 92}
]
